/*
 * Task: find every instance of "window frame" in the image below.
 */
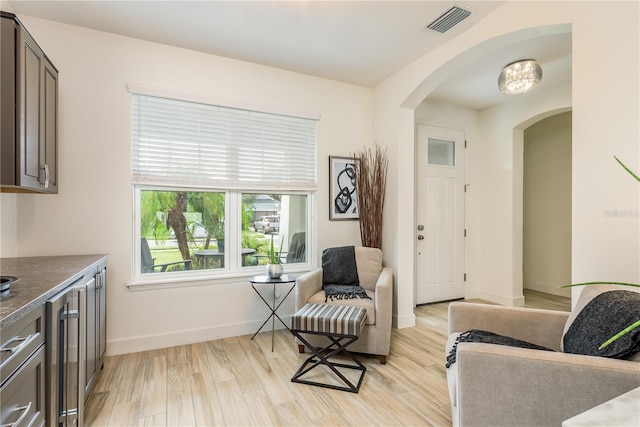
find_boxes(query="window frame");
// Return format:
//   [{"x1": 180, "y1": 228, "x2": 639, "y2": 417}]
[{"x1": 127, "y1": 87, "x2": 318, "y2": 290}]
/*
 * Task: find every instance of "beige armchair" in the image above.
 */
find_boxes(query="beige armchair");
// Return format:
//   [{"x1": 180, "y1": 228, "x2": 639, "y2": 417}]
[
  {"x1": 446, "y1": 302, "x2": 640, "y2": 426},
  {"x1": 294, "y1": 246, "x2": 393, "y2": 364}
]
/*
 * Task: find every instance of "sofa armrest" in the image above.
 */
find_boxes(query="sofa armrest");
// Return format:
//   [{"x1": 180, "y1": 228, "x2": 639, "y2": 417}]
[
  {"x1": 448, "y1": 302, "x2": 569, "y2": 351},
  {"x1": 294, "y1": 268, "x2": 322, "y2": 310},
  {"x1": 374, "y1": 267, "x2": 393, "y2": 327},
  {"x1": 455, "y1": 343, "x2": 640, "y2": 426}
]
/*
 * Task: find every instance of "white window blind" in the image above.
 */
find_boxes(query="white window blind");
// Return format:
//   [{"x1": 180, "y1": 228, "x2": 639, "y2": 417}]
[{"x1": 131, "y1": 94, "x2": 317, "y2": 190}]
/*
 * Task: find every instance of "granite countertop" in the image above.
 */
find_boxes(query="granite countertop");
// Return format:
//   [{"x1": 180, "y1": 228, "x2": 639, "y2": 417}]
[{"x1": 0, "y1": 254, "x2": 108, "y2": 329}]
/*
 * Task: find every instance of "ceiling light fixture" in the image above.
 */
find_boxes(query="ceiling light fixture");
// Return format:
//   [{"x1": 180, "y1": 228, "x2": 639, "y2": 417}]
[{"x1": 498, "y1": 59, "x2": 543, "y2": 95}]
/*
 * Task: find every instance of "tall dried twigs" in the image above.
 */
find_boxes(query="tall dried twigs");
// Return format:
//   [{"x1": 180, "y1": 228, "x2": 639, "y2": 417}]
[{"x1": 354, "y1": 144, "x2": 389, "y2": 249}]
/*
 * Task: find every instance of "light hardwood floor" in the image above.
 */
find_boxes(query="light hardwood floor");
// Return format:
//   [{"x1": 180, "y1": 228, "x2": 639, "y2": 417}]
[{"x1": 86, "y1": 290, "x2": 570, "y2": 426}]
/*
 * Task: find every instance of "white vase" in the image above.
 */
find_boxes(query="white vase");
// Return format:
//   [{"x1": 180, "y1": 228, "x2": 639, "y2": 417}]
[{"x1": 266, "y1": 263, "x2": 283, "y2": 279}]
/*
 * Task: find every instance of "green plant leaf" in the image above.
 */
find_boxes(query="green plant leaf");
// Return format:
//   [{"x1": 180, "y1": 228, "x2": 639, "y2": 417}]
[
  {"x1": 599, "y1": 319, "x2": 640, "y2": 349},
  {"x1": 267, "y1": 236, "x2": 285, "y2": 264},
  {"x1": 561, "y1": 282, "x2": 640, "y2": 288},
  {"x1": 614, "y1": 156, "x2": 640, "y2": 182}
]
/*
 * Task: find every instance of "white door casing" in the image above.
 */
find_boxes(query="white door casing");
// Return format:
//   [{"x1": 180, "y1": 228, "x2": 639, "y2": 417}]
[{"x1": 416, "y1": 125, "x2": 466, "y2": 304}]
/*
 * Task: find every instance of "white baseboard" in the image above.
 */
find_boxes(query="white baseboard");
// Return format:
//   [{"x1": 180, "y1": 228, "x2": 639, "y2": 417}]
[
  {"x1": 109, "y1": 310, "x2": 413, "y2": 356},
  {"x1": 467, "y1": 289, "x2": 525, "y2": 307},
  {"x1": 394, "y1": 312, "x2": 416, "y2": 329},
  {"x1": 107, "y1": 316, "x2": 292, "y2": 356},
  {"x1": 524, "y1": 282, "x2": 571, "y2": 297}
]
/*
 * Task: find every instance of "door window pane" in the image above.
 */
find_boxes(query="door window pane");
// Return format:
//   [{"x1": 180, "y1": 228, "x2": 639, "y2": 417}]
[{"x1": 428, "y1": 138, "x2": 455, "y2": 166}]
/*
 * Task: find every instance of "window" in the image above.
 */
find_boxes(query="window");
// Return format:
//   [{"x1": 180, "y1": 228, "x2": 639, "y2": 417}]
[
  {"x1": 427, "y1": 137, "x2": 455, "y2": 166},
  {"x1": 131, "y1": 91, "x2": 317, "y2": 281}
]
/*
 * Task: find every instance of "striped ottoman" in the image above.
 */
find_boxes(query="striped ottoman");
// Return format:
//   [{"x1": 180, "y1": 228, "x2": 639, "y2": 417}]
[{"x1": 291, "y1": 304, "x2": 367, "y2": 393}]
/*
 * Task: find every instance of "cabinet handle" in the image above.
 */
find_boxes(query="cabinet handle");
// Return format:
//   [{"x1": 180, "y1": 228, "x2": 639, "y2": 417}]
[
  {"x1": 1, "y1": 402, "x2": 32, "y2": 427},
  {"x1": 43, "y1": 164, "x2": 50, "y2": 189},
  {"x1": 96, "y1": 269, "x2": 106, "y2": 289},
  {"x1": 0, "y1": 334, "x2": 35, "y2": 355}
]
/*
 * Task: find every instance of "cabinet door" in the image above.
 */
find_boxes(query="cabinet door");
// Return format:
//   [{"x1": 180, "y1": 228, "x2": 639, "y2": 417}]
[
  {"x1": 84, "y1": 276, "x2": 97, "y2": 397},
  {"x1": 1, "y1": 13, "x2": 58, "y2": 194},
  {"x1": 42, "y1": 58, "x2": 58, "y2": 193},
  {"x1": 1, "y1": 16, "x2": 17, "y2": 185},
  {"x1": 12, "y1": 20, "x2": 58, "y2": 194},
  {"x1": 16, "y1": 26, "x2": 44, "y2": 192}
]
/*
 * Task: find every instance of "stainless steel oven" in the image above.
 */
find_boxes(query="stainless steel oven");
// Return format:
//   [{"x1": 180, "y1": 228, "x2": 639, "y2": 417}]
[{"x1": 46, "y1": 276, "x2": 86, "y2": 427}]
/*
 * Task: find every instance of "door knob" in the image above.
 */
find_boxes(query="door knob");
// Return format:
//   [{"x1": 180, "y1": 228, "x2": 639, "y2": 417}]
[{"x1": 417, "y1": 235, "x2": 424, "y2": 240}]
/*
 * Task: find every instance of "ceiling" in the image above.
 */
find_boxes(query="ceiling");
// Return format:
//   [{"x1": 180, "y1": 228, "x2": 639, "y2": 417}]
[{"x1": 7, "y1": 0, "x2": 571, "y2": 110}]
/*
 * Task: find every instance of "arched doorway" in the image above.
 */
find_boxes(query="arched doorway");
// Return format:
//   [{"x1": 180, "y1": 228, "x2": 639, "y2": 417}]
[{"x1": 404, "y1": 25, "x2": 572, "y2": 306}]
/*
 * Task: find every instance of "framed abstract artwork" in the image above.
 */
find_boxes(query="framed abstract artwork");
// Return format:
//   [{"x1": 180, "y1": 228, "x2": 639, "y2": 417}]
[{"x1": 329, "y1": 156, "x2": 358, "y2": 220}]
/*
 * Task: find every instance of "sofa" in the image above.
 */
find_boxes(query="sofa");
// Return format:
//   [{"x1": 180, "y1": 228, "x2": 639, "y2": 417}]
[
  {"x1": 446, "y1": 286, "x2": 640, "y2": 426},
  {"x1": 294, "y1": 246, "x2": 393, "y2": 364}
]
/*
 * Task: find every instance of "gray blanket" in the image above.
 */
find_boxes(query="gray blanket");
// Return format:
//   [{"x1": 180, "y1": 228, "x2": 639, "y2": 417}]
[
  {"x1": 322, "y1": 246, "x2": 371, "y2": 302},
  {"x1": 323, "y1": 284, "x2": 371, "y2": 301},
  {"x1": 446, "y1": 329, "x2": 554, "y2": 368}
]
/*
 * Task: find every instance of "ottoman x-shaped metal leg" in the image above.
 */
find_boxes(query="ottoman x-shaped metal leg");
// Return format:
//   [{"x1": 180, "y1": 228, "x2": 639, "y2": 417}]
[
  {"x1": 290, "y1": 304, "x2": 368, "y2": 393},
  {"x1": 291, "y1": 330, "x2": 366, "y2": 393}
]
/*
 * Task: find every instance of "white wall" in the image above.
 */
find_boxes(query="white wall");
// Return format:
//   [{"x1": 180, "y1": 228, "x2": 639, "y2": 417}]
[
  {"x1": 570, "y1": 3, "x2": 639, "y2": 289},
  {"x1": 3, "y1": 16, "x2": 372, "y2": 355},
  {"x1": 374, "y1": 1, "x2": 639, "y2": 322},
  {"x1": 0, "y1": 0, "x2": 12, "y2": 13},
  {"x1": 524, "y1": 112, "x2": 572, "y2": 297},
  {"x1": 415, "y1": 100, "x2": 479, "y2": 133},
  {"x1": 0, "y1": 194, "x2": 17, "y2": 258}
]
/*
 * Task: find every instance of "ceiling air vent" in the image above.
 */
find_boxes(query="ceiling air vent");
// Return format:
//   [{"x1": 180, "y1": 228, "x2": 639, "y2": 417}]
[{"x1": 425, "y1": 5, "x2": 471, "y2": 33}]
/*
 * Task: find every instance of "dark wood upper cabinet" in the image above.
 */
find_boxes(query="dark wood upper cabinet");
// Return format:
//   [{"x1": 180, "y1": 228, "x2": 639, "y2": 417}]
[{"x1": 1, "y1": 11, "x2": 58, "y2": 194}]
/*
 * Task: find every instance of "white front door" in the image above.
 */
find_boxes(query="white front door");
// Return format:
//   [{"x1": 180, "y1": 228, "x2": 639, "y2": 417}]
[{"x1": 416, "y1": 125, "x2": 466, "y2": 304}]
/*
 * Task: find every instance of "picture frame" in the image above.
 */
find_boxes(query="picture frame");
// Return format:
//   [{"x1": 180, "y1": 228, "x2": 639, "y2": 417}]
[{"x1": 329, "y1": 156, "x2": 359, "y2": 220}]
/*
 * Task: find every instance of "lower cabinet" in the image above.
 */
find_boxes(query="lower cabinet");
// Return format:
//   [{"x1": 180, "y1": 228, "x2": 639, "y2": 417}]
[{"x1": 1, "y1": 256, "x2": 108, "y2": 425}]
